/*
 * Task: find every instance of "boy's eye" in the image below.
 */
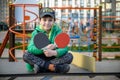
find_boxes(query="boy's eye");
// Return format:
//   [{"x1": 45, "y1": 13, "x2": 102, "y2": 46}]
[
  {"x1": 43, "y1": 19, "x2": 46, "y2": 21},
  {"x1": 49, "y1": 19, "x2": 52, "y2": 21},
  {"x1": 43, "y1": 19, "x2": 53, "y2": 22}
]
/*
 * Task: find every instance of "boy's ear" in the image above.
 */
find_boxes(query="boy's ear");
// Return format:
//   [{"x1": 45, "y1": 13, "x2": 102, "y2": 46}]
[
  {"x1": 54, "y1": 18, "x2": 56, "y2": 21},
  {"x1": 39, "y1": 18, "x2": 41, "y2": 21}
]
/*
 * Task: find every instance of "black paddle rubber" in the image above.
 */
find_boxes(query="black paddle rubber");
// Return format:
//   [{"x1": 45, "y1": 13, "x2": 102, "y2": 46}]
[{"x1": 34, "y1": 32, "x2": 50, "y2": 49}]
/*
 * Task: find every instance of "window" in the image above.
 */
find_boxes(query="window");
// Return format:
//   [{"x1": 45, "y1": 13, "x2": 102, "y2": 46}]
[
  {"x1": 106, "y1": 3, "x2": 111, "y2": 9},
  {"x1": 75, "y1": 0, "x2": 79, "y2": 5},
  {"x1": 116, "y1": 3, "x2": 120, "y2": 11},
  {"x1": 106, "y1": 11, "x2": 111, "y2": 16},
  {"x1": 80, "y1": 10, "x2": 84, "y2": 14},
  {"x1": 116, "y1": 12, "x2": 120, "y2": 20},
  {"x1": 55, "y1": 0, "x2": 58, "y2": 6},
  {"x1": 105, "y1": 11, "x2": 112, "y2": 21},
  {"x1": 86, "y1": 0, "x2": 90, "y2": 7},
  {"x1": 101, "y1": 3, "x2": 105, "y2": 11},
  {"x1": 80, "y1": 14, "x2": 84, "y2": 19},
  {"x1": 101, "y1": 0, "x2": 105, "y2": 2},
  {"x1": 62, "y1": 0, "x2": 66, "y2": 6},
  {"x1": 87, "y1": 13, "x2": 90, "y2": 19},
  {"x1": 61, "y1": 14, "x2": 67, "y2": 20},
  {"x1": 68, "y1": 0, "x2": 72, "y2": 6},
  {"x1": 61, "y1": 10, "x2": 65, "y2": 13},
  {"x1": 68, "y1": 9, "x2": 72, "y2": 13},
  {"x1": 72, "y1": 13, "x2": 78, "y2": 19},
  {"x1": 80, "y1": 0, "x2": 84, "y2": 7},
  {"x1": 80, "y1": 0, "x2": 84, "y2": 4},
  {"x1": 87, "y1": 0, "x2": 90, "y2": 3},
  {"x1": 80, "y1": 0, "x2": 84, "y2": 3}
]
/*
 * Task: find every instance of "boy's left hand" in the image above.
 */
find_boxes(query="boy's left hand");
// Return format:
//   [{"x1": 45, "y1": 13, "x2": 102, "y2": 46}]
[
  {"x1": 46, "y1": 44, "x2": 56, "y2": 50},
  {"x1": 44, "y1": 49, "x2": 57, "y2": 57}
]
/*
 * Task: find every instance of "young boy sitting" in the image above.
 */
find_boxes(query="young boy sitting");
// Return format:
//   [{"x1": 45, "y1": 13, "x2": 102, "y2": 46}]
[{"x1": 23, "y1": 7, "x2": 73, "y2": 73}]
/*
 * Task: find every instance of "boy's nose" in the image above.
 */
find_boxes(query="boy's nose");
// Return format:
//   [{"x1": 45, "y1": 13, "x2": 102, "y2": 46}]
[{"x1": 46, "y1": 21, "x2": 50, "y2": 24}]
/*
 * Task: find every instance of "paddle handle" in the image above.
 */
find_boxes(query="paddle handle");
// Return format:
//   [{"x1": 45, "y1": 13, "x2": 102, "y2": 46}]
[
  {"x1": 53, "y1": 43, "x2": 57, "y2": 48},
  {"x1": 41, "y1": 47, "x2": 48, "y2": 51},
  {"x1": 42, "y1": 44, "x2": 56, "y2": 51}
]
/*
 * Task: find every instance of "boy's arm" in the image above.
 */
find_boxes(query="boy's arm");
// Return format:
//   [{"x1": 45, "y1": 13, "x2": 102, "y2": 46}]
[
  {"x1": 27, "y1": 30, "x2": 43, "y2": 55},
  {"x1": 55, "y1": 46, "x2": 69, "y2": 57}
]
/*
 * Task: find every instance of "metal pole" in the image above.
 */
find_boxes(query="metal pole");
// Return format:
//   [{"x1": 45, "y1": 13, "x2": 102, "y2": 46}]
[
  {"x1": 98, "y1": 6, "x2": 102, "y2": 61},
  {"x1": 9, "y1": 4, "x2": 15, "y2": 61},
  {"x1": 92, "y1": 8, "x2": 98, "y2": 61}
]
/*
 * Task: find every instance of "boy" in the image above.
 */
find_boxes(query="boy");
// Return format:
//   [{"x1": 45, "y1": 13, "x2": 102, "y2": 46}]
[{"x1": 23, "y1": 7, "x2": 73, "y2": 73}]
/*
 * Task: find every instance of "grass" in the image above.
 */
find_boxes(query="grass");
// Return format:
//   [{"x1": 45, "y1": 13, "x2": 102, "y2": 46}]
[
  {"x1": 0, "y1": 42, "x2": 27, "y2": 50},
  {"x1": 1, "y1": 42, "x2": 120, "y2": 52}
]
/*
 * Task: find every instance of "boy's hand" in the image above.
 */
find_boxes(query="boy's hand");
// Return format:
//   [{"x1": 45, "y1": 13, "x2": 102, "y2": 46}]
[
  {"x1": 44, "y1": 49, "x2": 57, "y2": 57},
  {"x1": 46, "y1": 44, "x2": 56, "y2": 50}
]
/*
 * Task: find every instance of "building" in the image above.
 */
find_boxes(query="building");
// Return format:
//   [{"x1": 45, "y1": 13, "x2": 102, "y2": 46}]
[
  {"x1": 0, "y1": 0, "x2": 9, "y2": 22},
  {"x1": 0, "y1": 0, "x2": 17, "y2": 21},
  {"x1": 0, "y1": 0, "x2": 100, "y2": 22},
  {"x1": 100, "y1": 0, "x2": 120, "y2": 30},
  {"x1": 43, "y1": 0, "x2": 100, "y2": 21},
  {"x1": 0, "y1": 0, "x2": 120, "y2": 29}
]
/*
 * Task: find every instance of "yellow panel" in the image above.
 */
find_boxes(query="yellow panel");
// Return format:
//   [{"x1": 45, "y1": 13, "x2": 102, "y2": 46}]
[{"x1": 71, "y1": 52, "x2": 96, "y2": 72}]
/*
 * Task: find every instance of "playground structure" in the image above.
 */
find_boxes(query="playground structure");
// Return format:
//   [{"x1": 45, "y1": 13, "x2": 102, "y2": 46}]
[
  {"x1": 0, "y1": 3, "x2": 42, "y2": 61},
  {"x1": 0, "y1": 3, "x2": 103, "y2": 61}
]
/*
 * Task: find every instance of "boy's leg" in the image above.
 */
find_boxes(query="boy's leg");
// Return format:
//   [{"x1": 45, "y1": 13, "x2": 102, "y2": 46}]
[
  {"x1": 23, "y1": 52, "x2": 51, "y2": 73},
  {"x1": 23, "y1": 52, "x2": 46, "y2": 68},
  {"x1": 48, "y1": 53, "x2": 73, "y2": 73},
  {"x1": 23, "y1": 52, "x2": 73, "y2": 73},
  {"x1": 50, "y1": 53, "x2": 73, "y2": 65}
]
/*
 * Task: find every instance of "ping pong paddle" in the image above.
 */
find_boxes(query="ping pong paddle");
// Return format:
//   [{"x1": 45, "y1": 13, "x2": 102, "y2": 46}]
[
  {"x1": 54, "y1": 33, "x2": 70, "y2": 48},
  {"x1": 34, "y1": 32, "x2": 50, "y2": 50},
  {"x1": 34, "y1": 32, "x2": 70, "y2": 50}
]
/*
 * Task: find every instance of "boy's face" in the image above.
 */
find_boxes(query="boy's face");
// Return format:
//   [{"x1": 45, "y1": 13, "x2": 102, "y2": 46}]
[{"x1": 40, "y1": 16, "x2": 54, "y2": 31}]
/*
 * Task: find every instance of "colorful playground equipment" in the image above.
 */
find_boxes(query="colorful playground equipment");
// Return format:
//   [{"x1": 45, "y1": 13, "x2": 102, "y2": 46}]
[
  {"x1": 1, "y1": 2, "x2": 119, "y2": 62},
  {"x1": 0, "y1": 1, "x2": 120, "y2": 63},
  {"x1": 0, "y1": 3, "x2": 42, "y2": 61},
  {"x1": 0, "y1": 3, "x2": 103, "y2": 61}
]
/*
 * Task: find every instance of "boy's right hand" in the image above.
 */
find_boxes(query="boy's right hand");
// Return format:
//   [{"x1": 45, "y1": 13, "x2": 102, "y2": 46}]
[{"x1": 44, "y1": 49, "x2": 57, "y2": 57}]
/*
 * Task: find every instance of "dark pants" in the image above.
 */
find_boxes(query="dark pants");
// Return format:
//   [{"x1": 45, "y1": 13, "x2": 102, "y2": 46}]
[{"x1": 23, "y1": 52, "x2": 73, "y2": 71}]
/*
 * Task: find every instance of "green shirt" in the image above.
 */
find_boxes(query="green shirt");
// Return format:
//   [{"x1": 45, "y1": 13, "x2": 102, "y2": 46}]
[{"x1": 27, "y1": 24, "x2": 68, "y2": 57}]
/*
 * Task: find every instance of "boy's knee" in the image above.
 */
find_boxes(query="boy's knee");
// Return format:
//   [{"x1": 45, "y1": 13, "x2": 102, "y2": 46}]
[
  {"x1": 67, "y1": 53, "x2": 73, "y2": 60},
  {"x1": 23, "y1": 52, "x2": 30, "y2": 61},
  {"x1": 67, "y1": 53, "x2": 73, "y2": 64},
  {"x1": 69, "y1": 53, "x2": 73, "y2": 59}
]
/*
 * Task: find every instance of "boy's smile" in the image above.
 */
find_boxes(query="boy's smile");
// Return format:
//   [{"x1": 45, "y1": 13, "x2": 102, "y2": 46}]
[{"x1": 40, "y1": 16, "x2": 54, "y2": 32}]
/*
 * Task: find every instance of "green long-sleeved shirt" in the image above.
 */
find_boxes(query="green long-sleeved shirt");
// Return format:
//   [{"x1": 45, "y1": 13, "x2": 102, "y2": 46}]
[{"x1": 26, "y1": 24, "x2": 68, "y2": 71}]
